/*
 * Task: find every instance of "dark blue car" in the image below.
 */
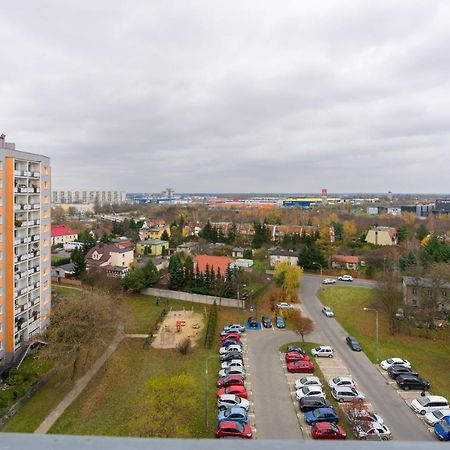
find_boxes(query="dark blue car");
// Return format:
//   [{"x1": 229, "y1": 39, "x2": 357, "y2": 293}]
[
  {"x1": 222, "y1": 339, "x2": 242, "y2": 348},
  {"x1": 305, "y1": 407, "x2": 339, "y2": 425},
  {"x1": 435, "y1": 416, "x2": 450, "y2": 441}
]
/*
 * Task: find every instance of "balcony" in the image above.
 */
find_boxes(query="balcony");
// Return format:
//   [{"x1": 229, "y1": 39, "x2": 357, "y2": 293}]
[
  {"x1": 31, "y1": 204, "x2": 41, "y2": 210},
  {"x1": 31, "y1": 171, "x2": 40, "y2": 178},
  {"x1": 31, "y1": 234, "x2": 41, "y2": 241},
  {"x1": 14, "y1": 204, "x2": 24, "y2": 211}
]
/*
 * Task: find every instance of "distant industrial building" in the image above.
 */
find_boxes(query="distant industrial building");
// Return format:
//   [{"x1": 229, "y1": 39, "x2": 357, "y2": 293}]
[{"x1": 434, "y1": 199, "x2": 450, "y2": 215}]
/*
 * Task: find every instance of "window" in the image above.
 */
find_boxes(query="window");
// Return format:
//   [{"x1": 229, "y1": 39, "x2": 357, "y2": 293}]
[
  {"x1": 442, "y1": 291, "x2": 447, "y2": 298},
  {"x1": 412, "y1": 288, "x2": 417, "y2": 295},
  {"x1": 427, "y1": 289, "x2": 432, "y2": 297},
  {"x1": 411, "y1": 299, "x2": 417, "y2": 307}
]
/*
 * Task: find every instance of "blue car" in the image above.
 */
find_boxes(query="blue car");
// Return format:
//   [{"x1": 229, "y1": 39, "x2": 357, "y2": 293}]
[
  {"x1": 305, "y1": 407, "x2": 339, "y2": 425},
  {"x1": 275, "y1": 315, "x2": 285, "y2": 329},
  {"x1": 217, "y1": 406, "x2": 248, "y2": 424},
  {"x1": 222, "y1": 339, "x2": 242, "y2": 348},
  {"x1": 435, "y1": 416, "x2": 450, "y2": 441}
]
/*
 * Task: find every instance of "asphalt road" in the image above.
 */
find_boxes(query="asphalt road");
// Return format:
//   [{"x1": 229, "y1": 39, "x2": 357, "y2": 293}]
[{"x1": 300, "y1": 274, "x2": 433, "y2": 441}]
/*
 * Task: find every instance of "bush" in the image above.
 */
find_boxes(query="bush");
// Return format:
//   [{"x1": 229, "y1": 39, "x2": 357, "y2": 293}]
[{"x1": 178, "y1": 338, "x2": 191, "y2": 355}]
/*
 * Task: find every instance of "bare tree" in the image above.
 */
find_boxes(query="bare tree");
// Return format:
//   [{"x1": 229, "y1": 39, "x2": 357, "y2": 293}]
[{"x1": 292, "y1": 311, "x2": 314, "y2": 342}]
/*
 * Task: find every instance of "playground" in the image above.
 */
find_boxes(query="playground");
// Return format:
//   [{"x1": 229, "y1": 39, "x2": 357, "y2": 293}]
[{"x1": 152, "y1": 309, "x2": 204, "y2": 349}]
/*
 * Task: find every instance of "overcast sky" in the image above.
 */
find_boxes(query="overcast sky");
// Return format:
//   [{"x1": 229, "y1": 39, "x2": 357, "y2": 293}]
[{"x1": 1, "y1": 1, "x2": 450, "y2": 193}]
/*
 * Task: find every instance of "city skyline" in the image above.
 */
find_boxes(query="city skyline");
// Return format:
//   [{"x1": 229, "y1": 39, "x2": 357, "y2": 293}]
[{"x1": 1, "y1": 1, "x2": 450, "y2": 192}]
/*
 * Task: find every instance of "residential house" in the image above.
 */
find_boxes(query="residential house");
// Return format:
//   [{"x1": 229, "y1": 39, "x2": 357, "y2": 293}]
[
  {"x1": 51, "y1": 224, "x2": 78, "y2": 246},
  {"x1": 230, "y1": 259, "x2": 254, "y2": 270},
  {"x1": 267, "y1": 225, "x2": 315, "y2": 241},
  {"x1": 111, "y1": 237, "x2": 135, "y2": 250},
  {"x1": 51, "y1": 262, "x2": 75, "y2": 279},
  {"x1": 232, "y1": 247, "x2": 245, "y2": 258},
  {"x1": 268, "y1": 248, "x2": 299, "y2": 268},
  {"x1": 184, "y1": 221, "x2": 203, "y2": 236},
  {"x1": 135, "y1": 239, "x2": 169, "y2": 256},
  {"x1": 193, "y1": 255, "x2": 234, "y2": 276},
  {"x1": 85, "y1": 243, "x2": 134, "y2": 277},
  {"x1": 176, "y1": 242, "x2": 197, "y2": 256},
  {"x1": 365, "y1": 226, "x2": 398, "y2": 246},
  {"x1": 331, "y1": 255, "x2": 359, "y2": 270}
]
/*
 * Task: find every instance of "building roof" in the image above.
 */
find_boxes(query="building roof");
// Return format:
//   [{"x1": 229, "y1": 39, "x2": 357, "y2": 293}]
[
  {"x1": 331, "y1": 255, "x2": 359, "y2": 264},
  {"x1": 85, "y1": 243, "x2": 133, "y2": 266},
  {"x1": 403, "y1": 276, "x2": 450, "y2": 289},
  {"x1": 51, "y1": 224, "x2": 78, "y2": 237},
  {"x1": 194, "y1": 255, "x2": 234, "y2": 275}
]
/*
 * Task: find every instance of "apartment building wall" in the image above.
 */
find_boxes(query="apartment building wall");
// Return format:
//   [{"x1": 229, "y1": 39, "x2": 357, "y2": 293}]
[
  {"x1": 52, "y1": 190, "x2": 126, "y2": 205},
  {"x1": 0, "y1": 135, "x2": 51, "y2": 363}
]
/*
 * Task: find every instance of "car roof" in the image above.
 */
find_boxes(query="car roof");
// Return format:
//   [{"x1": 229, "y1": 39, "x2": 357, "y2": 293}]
[
  {"x1": 301, "y1": 397, "x2": 328, "y2": 404},
  {"x1": 333, "y1": 376, "x2": 353, "y2": 382},
  {"x1": 419, "y1": 395, "x2": 448, "y2": 402},
  {"x1": 300, "y1": 376, "x2": 320, "y2": 381},
  {"x1": 226, "y1": 407, "x2": 246, "y2": 414},
  {"x1": 315, "y1": 422, "x2": 337, "y2": 430},
  {"x1": 219, "y1": 394, "x2": 239, "y2": 401},
  {"x1": 315, "y1": 407, "x2": 335, "y2": 414},
  {"x1": 219, "y1": 420, "x2": 240, "y2": 428},
  {"x1": 316, "y1": 346, "x2": 332, "y2": 350},
  {"x1": 333, "y1": 386, "x2": 356, "y2": 392}
]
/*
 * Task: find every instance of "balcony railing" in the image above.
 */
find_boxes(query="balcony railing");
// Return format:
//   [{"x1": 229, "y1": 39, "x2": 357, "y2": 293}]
[{"x1": 31, "y1": 204, "x2": 41, "y2": 210}]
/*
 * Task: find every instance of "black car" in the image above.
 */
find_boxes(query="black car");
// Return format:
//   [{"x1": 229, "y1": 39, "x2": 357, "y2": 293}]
[
  {"x1": 396, "y1": 374, "x2": 430, "y2": 391},
  {"x1": 247, "y1": 317, "x2": 258, "y2": 328},
  {"x1": 346, "y1": 336, "x2": 362, "y2": 352},
  {"x1": 287, "y1": 345, "x2": 306, "y2": 355},
  {"x1": 261, "y1": 316, "x2": 272, "y2": 328},
  {"x1": 387, "y1": 365, "x2": 418, "y2": 380},
  {"x1": 220, "y1": 352, "x2": 243, "y2": 362},
  {"x1": 299, "y1": 397, "x2": 333, "y2": 412}
]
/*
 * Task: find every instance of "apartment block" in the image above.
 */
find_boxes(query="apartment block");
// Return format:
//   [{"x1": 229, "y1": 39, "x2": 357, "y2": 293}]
[
  {"x1": 52, "y1": 190, "x2": 126, "y2": 205},
  {"x1": 0, "y1": 134, "x2": 51, "y2": 364}
]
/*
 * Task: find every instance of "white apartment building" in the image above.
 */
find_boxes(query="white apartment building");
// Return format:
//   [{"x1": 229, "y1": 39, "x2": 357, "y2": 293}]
[{"x1": 52, "y1": 190, "x2": 126, "y2": 205}]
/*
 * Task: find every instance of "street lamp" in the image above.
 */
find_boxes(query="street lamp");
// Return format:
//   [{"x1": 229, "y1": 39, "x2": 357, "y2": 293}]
[
  {"x1": 205, "y1": 355, "x2": 219, "y2": 431},
  {"x1": 312, "y1": 261, "x2": 323, "y2": 275},
  {"x1": 363, "y1": 307, "x2": 379, "y2": 362},
  {"x1": 237, "y1": 283, "x2": 246, "y2": 323}
]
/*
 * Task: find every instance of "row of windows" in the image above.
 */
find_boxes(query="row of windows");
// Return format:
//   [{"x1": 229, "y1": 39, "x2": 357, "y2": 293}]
[{"x1": 412, "y1": 288, "x2": 448, "y2": 298}]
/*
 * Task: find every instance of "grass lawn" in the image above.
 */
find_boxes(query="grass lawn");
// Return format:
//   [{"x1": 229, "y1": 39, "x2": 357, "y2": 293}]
[
  {"x1": 279, "y1": 341, "x2": 355, "y2": 440},
  {"x1": 318, "y1": 286, "x2": 450, "y2": 400},
  {"x1": 52, "y1": 285, "x2": 81, "y2": 295}
]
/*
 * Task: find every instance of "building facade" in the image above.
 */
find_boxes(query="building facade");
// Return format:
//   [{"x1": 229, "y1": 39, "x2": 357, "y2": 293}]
[
  {"x1": 52, "y1": 190, "x2": 126, "y2": 205},
  {"x1": 365, "y1": 226, "x2": 398, "y2": 246},
  {"x1": 51, "y1": 224, "x2": 78, "y2": 246},
  {"x1": 330, "y1": 255, "x2": 359, "y2": 270},
  {"x1": 268, "y1": 248, "x2": 299, "y2": 268},
  {"x1": 0, "y1": 134, "x2": 51, "y2": 364}
]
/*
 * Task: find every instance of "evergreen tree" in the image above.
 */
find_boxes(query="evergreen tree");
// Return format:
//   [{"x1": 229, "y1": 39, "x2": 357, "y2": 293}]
[
  {"x1": 399, "y1": 250, "x2": 417, "y2": 271},
  {"x1": 142, "y1": 260, "x2": 159, "y2": 286},
  {"x1": 252, "y1": 222, "x2": 271, "y2": 248},
  {"x1": 297, "y1": 242, "x2": 326, "y2": 271},
  {"x1": 331, "y1": 222, "x2": 343, "y2": 241},
  {"x1": 397, "y1": 226, "x2": 408, "y2": 243},
  {"x1": 161, "y1": 229, "x2": 170, "y2": 242},
  {"x1": 122, "y1": 267, "x2": 146, "y2": 292},
  {"x1": 199, "y1": 220, "x2": 213, "y2": 241},
  {"x1": 215, "y1": 267, "x2": 225, "y2": 296},
  {"x1": 204, "y1": 264, "x2": 211, "y2": 292},
  {"x1": 78, "y1": 230, "x2": 96, "y2": 253},
  {"x1": 227, "y1": 223, "x2": 237, "y2": 245},
  {"x1": 71, "y1": 247, "x2": 86, "y2": 278},
  {"x1": 169, "y1": 254, "x2": 183, "y2": 289},
  {"x1": 243, "y1": 248, "x2": 253, "y2": 259},
  {"x1": 416, "y1": 223, "x2": 429, "y2": 242}
]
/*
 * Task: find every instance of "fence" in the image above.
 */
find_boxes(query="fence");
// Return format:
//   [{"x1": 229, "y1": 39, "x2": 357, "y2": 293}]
[{"x1": 141, "y1": 288, "x2": 242, "y2": 309}]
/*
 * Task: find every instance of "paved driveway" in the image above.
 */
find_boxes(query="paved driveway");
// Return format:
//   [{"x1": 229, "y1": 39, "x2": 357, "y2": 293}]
[{"x1": 300, "y1": 274, "x2": 433, "y2": 441}]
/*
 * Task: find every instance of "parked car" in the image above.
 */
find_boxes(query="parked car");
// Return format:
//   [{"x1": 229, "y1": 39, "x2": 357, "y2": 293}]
[
  {"x1": 217, "y1": 407, "x2": 248, "y2": 424},
  {"x1": 223, "y1": 324, "x2": 245, "y2": 333},
  {"x1": 355, "y1": 422, "x2": 391, "y2": 440},
  {"x1": 296, "y1": 386, "x2": 326, "y2": 401},
  {"x1": 286, "y1": 345, "x2": 305, "y2": 354},
  {"x1": 349, "y1": 410, "x2": 385, "y2": 425},
  {"x1": 217, "y1": 385, "x2": 248, "y2": 399},
  {"x1": 380, "y1": 358, "x2": 411, "y2": 371},
  {"x1": 338, "y1": 275, "x2": 353, "y2": 282},
  {"x1": 311, "y1": 346, "x2": 334, "y2": 358},
  {"x1": 215, "y1": 420, "x2": 252, "y2": 439},
  {"x1": 247, "y1": 317, "x2": 258, "y2": 328},
  {"x1": 387, "y1": 365, "x2": 418, "y2": 380},
  {"x1": 322, "y1": 279, "x2": 336, "y2": 285},
  {"x1": 294, "y1": 376, "x2": 323, "y2": 390},
  {"x1": 322, "y1": 306, "x2": 334, "y2": 317},
  {"x1": 396, "y1": 374, "x2": 430, "y2": 391},
  {"x1": 220, "y1": 329, "x2": 241, "y2": 338},
  {"x1": 331, "y1": 386, "x2": 365, "y2": 402},
  {"x1": 411, "y1": 396, "x2": 449, "y2": 415},
  {"x1": 217, "y1": 394, "x2": 250, "y2": 411},
  {"x1": 287, "y1": 361, "x2": 315, "y2": 373},
  {"x1": 277, "y1": 302, "x2": 294, "y2": 309},
  {"x1": 311, "y1": 422, "x2": 346, "y2": 440},
  {"x1": 217, "y1": 375, "x2": 245, "y2": 388},
  {"x1": 218, "y1": 366, "x2": 246, "y2": 378},
  {"x1": 299, "y1": 397, "x2": 333, "y2": 412},
  {"x1": 220, "y1": 333, "x2": 241, "y2": 343},
  {"x1": 220, "y1": 352, "x2": 243, "y2": 362},
  {"x1": 285, "y1": 351, "x2": 310, "y2": 363},
  {"x1": 305, "y1": 407, "x2": 339, "y2": 425},
  {"x1": 275, "y1": 316, "x2": 286, "y2": 329},
  {"x1": 424, "y1": 409, "x2": 450, "y2": 426},
  {"x1": 222, "y1": 339, "x2": 242, "y2": 348},
  {"x1": 261, "y1": 316, "x2": 272, "y2": 328},
  {"x1": 328, "y1": 376, "x2": 355, "y2": 389},
  {"x1": 219, "y1": 344, "x2": 242, "y2": 354},
  {"x1": 346, "y1": 336, "x2": 362, "y2": 352},
  {"x1": 221, "y1": 360, "x2": 244, "y2": 370},
  {"x1": 434, "y1": 416, "x2": 450, "y2": 441}
]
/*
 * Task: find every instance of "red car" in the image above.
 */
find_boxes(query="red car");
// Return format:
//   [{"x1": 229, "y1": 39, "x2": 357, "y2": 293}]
[
  {"x1": 217, "y1": 375, "x2": 245, "y2": 388},
  {"x1": 220, "y1": 333, "x2": 241, "y2": 343},
  {"x1": 285, "y1": 352, "x2": 310, "y2": 363},
  {"x1": 216, "y1": 421, "x2": 252, "y2": 439},
  {"x1": 311, "y1": 422, "x2": 346, "y2": 440},
  {"x1": 217, "y1": 385, "x2": 248, "y2": 399},
  {"x1": 287, "y1": 361, "x2": 315, "y2": 373}
]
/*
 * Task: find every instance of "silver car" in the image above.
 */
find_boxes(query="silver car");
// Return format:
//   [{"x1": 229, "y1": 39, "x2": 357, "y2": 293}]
[
  {"x1": 355, "y1": 422, "x2": 391, "y2": 440},
  {"x1": 217, "y1": 394, "x2": 249, "y2": 411},
  {"x1": 218, "y1": 366, "x2": 246, "y2": 378},
  {"x1": 331, "y1": 386, "x2": 365, "y2": 402}
]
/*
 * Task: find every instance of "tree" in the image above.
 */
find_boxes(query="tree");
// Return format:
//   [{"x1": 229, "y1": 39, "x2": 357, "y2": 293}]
[
  {"x1": 342, "y1": 220, "x2": 357, "y2": 241},
  {"x1": 297, "y1": 242, "x2": 326, "y2": 271},
  {"x1": 169, "y1": 254, "x2": 184, "y2": 290},
  {"x1": 252, "y1": 222, "x2": 271, "y2": 248},
  {"x1": 399, "y1": 250, "x2": 417, "y2": 272},
  {"x1": 78, "y1": 230, "x2": 96, "y2": 253},
  {"x1": 292, "y1": 312, "x2": 314, "y2": 342},
  {"x1": 419, "y1": 235, "x2": 450, "y2": 266},
  {"x1": 397, "y1": 226, "x2": 408, "y2": 243},
  {"x1": 331, "y1": 221, "x2": 343, "y2": 241},
  {"x1": 71, "y1": 247, "x2": 86, "y2": 278},
  {"x1": 40, "y1": 290, "x2": 119, "y2": 380},
  {"x1": 243, "y1": 248, "x2": 253, "y2": 259},
  {"x1": 53, "y1": 206, "x2": 66, "y2": 223},
  {"x1": 227, "y1": 223, "x2": 237, "y2": 245},
  {"x1": 274, "y1": 262, "x2": 303, "y2": 295},
  {"x1": 416, "y1": 223, "x2": 429, "y2": 242},
  {"x1": 142, "y1": 260, "x2": 159, "y2": 286},
  {"x1": 161, "y1": 229, "x2": 170, "y2": 242},
  {"x1": 100, "y1": 233, "x2": 112, "y2": 244}
]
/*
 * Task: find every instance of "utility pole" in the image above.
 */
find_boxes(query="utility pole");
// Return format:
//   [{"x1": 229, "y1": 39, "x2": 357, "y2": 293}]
[{"x1": 363, "y1": 307, "x2": 379, "y2": 362}]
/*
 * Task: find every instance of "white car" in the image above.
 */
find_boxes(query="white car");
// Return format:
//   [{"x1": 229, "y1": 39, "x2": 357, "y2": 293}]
[
  {"x1": 355, "y1": 422, "x2": 391, "y2": 440},
  {"x1": 221, "y1": 360, "x2": 244, "y2": 370},
  {"x1": 411, "y1": 396, "x2": 449, "y2": 415},
  {"x1": 294, "y1": 376, "x2": 323, "y2": 390},
  {"x1": 322, "y1": 278, "x2": 336, "y2": 285},
  {"x1": 338, "y1": 275, "x2": 353, "y2": 282},
  {"x1": 322, "y1": 306, "x2": 334, "y2": 317},
  {"x1": 380, "y1": 358, "x2": 411, "y2": 371},
  {"x1": 424, "y1": 408, "x2": 450, "y2": 426},
  {"x1": 277, "y1": 302, "x2": 294, "y2": 309},
  {"x1": 217, "y1": 394, "x2": 249, "y2": 411},
  {"x1": 328, "y1": 376, "x2": 355, "y2": 389},
  {"x1": 219, "y1": 344, "x2": 242, "y2": 355},
  {"x1": 223, "y1": 324, "x2": 245, "y2": 333},
  {"x1": 218, "y1": 366, "x2": 246, "y2": 378},
  {"x1": 311, "y1": 346, "x2": 334, "y2": 358},
  {"x1": 295, "y1": 386, "x2": 326, "y2": 401}
]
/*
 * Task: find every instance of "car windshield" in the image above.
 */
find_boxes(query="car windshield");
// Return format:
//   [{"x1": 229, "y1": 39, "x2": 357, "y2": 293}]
[
  {"x1": 235, "y1": 397, "x2": 241, "y2": 404},
  {"x1": 439, "y1": 421, "x2": 450, "y2": 433},
  {"x1": 300, "y1": 377, "x2": 307, "y2": 383},
  {"x1": 312, "y1": 409, "x2": 322, "y2": 417},
  {"x1": 332, "y1": 377, "x2": 340, "y2": 384},
  {"x1": 386, "y1": 359, "x2": 395, "y2": 364},
  {"x1": 417, "y1": 397, "x2": 430, "y2": 406}
]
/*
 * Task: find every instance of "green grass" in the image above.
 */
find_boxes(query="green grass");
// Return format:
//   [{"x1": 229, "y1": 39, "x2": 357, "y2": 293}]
[
  {"x1": 52, "y1": 285, "x2": 80, "y2": 295},
  {"x1": 318, "y1": 286, "x2": 450, "y2": 401},
  {"x1": 280, "y1": 341, "x2": 355, "y2": 440}
]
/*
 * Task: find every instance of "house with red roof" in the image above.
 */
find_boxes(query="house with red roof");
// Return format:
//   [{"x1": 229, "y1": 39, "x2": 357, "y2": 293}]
[
  {"x1": 331, "y1": 255, "x2": 359, "y2": 270},
  {"x1": 193, "y1": 255, "x2": 234, "y2": 276},
  {"x1": 51, "y1": 224, "x2": 78, "y2": 246}
]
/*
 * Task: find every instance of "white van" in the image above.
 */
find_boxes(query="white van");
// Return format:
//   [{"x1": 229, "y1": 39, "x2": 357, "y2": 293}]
[
  {"x1": 311, "y1": 346, "x2": 334, "y2": 358},
  {"x1": 411, "y1": 396, "x2": 449, "y2": 415}
]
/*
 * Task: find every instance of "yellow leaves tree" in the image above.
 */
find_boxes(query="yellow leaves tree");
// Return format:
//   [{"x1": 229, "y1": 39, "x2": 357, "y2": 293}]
[
  {"x1": 343, "y1": 220, "x2": 357, "y2": 240},
  {"x1": 274, "y1": 262, "x2": 303, "y2": 302}
]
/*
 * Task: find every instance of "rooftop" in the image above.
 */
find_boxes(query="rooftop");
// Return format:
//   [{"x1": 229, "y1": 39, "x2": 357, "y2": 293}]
[{"x1": 51, "y1": 224, "x2": 78, "y2": 237}]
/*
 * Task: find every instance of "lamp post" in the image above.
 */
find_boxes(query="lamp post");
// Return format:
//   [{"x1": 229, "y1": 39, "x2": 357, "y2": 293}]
[
  {"x1": 237, "y1": 283, "x2": 246, "y2": 323},
  {"x1": 312, "y1": 261, "x2": 323, "y2": 276},
  {"x1": 363, "y1": 307, "x2": 379, "y2": 362},
  {"x1": 205, "y1": 355, "x2": 219, "y2": 431}
]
